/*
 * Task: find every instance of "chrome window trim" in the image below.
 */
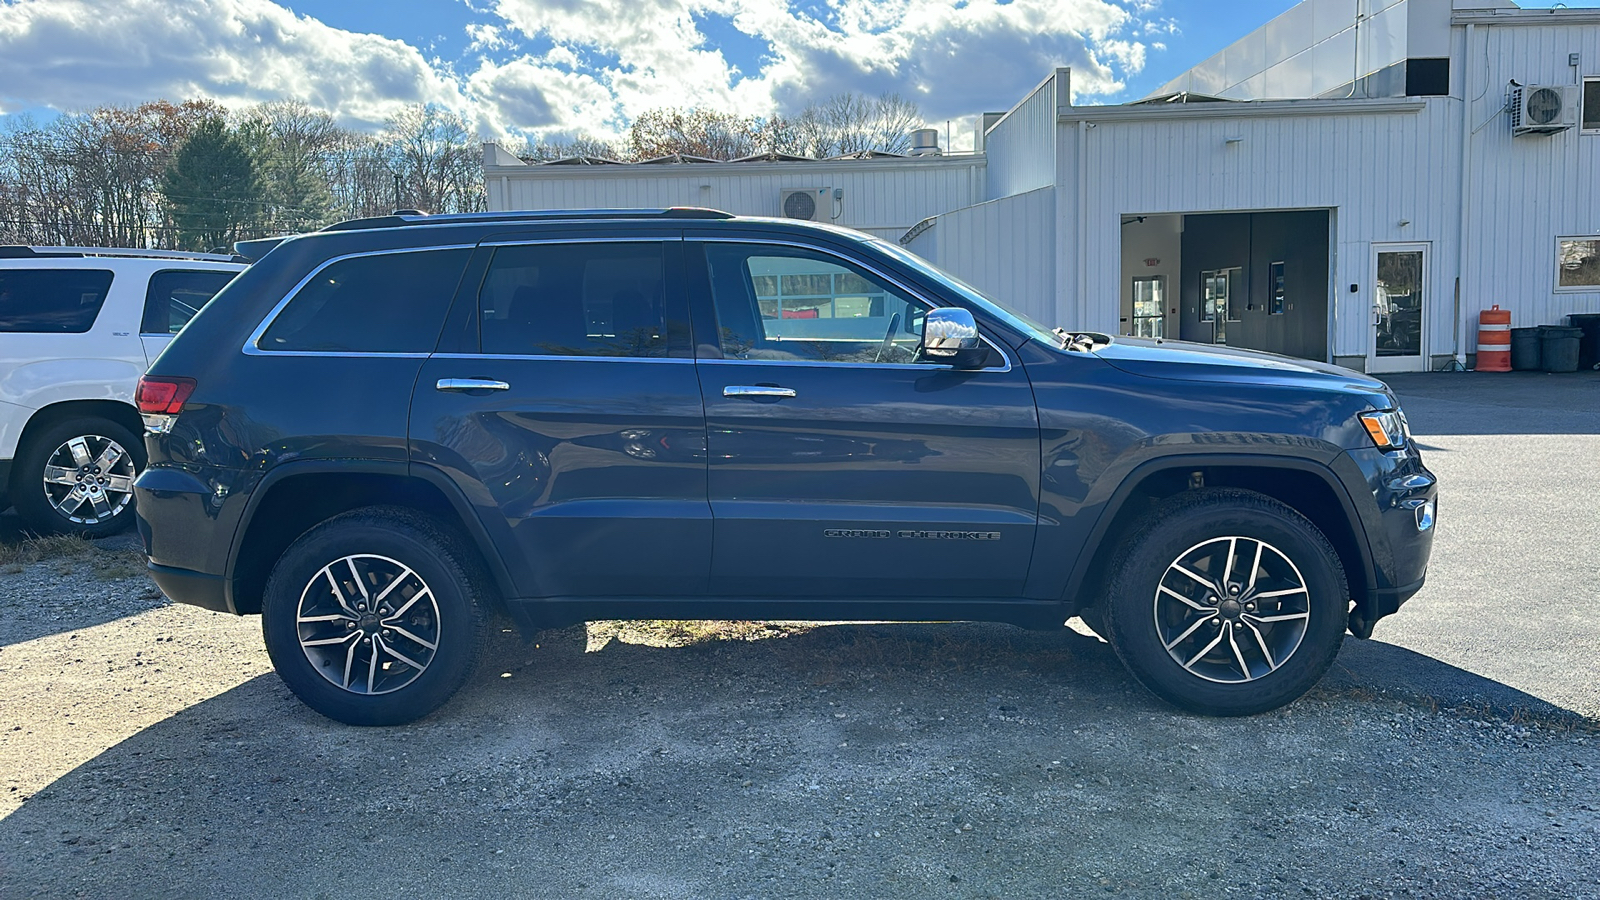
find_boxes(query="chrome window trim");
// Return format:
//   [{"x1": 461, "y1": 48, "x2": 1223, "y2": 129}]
[
  {"x1": 432, "y1": 353, "x2": 692, "y2": 364},
  {"x1": 693, "y1": 236, "x2": 1015, "y2": 374},
  {"x1": 242, "y1": 244, "x2": 477, "y2": 357},
  {"x1": 477, "y1": 236, "x2": 683, "y2": 248}
]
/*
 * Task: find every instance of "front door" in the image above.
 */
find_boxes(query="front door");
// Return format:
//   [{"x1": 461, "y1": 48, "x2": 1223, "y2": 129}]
[
  {"x1": 1369, "y1": 243, "x2": 1429, "y2": 373},
  {"x1": 410, "y1": 237, "x2": 711, "y2": 598},
  {"x1": 687, "y1": 240, "x2": 1041, "y2": 599}
]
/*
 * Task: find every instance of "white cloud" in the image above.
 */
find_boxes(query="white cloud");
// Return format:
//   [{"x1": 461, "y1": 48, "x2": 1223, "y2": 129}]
[
  {"x1": 0, "y1": 0, "x2": 464, "y2": 126},
  {"x1": 0, "y1": 0, "x2": 1156, "y2": 142}
]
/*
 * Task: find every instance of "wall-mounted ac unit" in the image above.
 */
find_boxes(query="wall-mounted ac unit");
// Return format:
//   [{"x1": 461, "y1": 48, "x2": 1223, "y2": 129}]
[
  {"x1": 1509, "y1": 84, "x2": 1579, "y2": 136},
  {"x1": 780, "y1": 188, "x2": 830, "y2": 221}
]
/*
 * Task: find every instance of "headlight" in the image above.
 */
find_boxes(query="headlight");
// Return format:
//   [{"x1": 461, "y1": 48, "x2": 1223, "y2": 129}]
[{"x1": 1358, "y1": 409, "x2": 1408, "y2": 451}]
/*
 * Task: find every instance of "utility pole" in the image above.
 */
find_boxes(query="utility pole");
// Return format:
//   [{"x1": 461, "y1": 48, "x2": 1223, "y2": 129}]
[{"x1": 392, "y1": 173, "x2": 403, "y2": 212}]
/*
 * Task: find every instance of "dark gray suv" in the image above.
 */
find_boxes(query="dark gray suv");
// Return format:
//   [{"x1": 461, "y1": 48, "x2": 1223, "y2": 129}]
[{"x1": 134, "y1": 209, "x2": 1437, "y2": 725}]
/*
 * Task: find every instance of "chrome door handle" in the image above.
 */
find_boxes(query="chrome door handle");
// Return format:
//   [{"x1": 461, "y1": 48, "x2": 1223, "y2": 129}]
[
  {"x1": 723, "y1": 385, "x2": 796, "y2": 399},
  {"x1": 437, "y1": 378, "x2": 510, "y2": 392}
]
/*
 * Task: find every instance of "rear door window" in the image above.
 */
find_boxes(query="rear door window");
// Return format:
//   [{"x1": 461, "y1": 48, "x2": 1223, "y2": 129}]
[
  {"x1": 142, "y1": 269, "x2": 237, "y2": 334},
  {"x1": 257, "y1": 249, "x2": 470, "y2": 353},
  {"x1": 478, "y1": 242, "x2": 669, "y2": 358},
  {"x1": 0, "y1": 268, "x2": 115, "y2": 333}
]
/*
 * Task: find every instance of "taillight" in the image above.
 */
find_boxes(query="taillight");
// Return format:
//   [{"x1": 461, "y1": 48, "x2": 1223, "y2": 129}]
[{"x1": 136, "y1": 376, "x2": 196, "y2": 415}]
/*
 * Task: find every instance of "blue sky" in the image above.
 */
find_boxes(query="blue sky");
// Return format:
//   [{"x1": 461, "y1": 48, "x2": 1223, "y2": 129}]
[{"x1": 0, "y1": 0, "x2": 1593, "y2": 148}]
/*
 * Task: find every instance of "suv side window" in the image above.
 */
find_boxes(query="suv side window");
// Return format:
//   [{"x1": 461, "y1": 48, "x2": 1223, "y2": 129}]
[
  {"x1": 702, "y1": 244, "x2": 924, "y2": 364},
  {"x1": 257, "y1": 248, "x2": 470, "y2": 353},
  {"x1": 142, "y1": 269, "x2": 237, "y2": 335},
  {"x1": 479, "y1": 242, "x2": 668, "y2": 358},
  {"x1": 0, "y1": 268, "x2": 115, "y2": 333}
]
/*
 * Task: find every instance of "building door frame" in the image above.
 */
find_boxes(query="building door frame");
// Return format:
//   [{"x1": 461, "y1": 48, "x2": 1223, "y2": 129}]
[{"x1": 1368, "y1": 242, "x2": 1431, "y2": 374}]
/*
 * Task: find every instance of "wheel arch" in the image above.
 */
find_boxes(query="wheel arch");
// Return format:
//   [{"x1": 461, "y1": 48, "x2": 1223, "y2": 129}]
[
  {"x1": 226, "y1": 461, "x2": 516, "y2": 616},
  {"x1": 10, "y1": 399, "x2": 144, "y2": 466},
  {"x1": 1067, "y1": 454, "x2": 1376, "y2": 627}
]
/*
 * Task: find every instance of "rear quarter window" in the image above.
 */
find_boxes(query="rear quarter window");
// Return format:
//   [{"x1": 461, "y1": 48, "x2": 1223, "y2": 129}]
[
  {"x1": 0, "y1": 268, "x2": 115, "y2": 333},
  {"x1": 256, "y1": 249, "x2": 471, "y2": 353},
  {"x1": 142, "y1": 269, "x2": 238, "y2": 334}
]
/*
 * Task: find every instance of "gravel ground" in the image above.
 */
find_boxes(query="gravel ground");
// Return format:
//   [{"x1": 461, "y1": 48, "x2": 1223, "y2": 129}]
[{"x1": 2, "y1": 375, "x2": 1598, "y2": 899}]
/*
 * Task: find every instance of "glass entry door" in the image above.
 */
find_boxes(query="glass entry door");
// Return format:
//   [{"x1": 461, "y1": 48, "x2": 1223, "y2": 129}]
[{"x1": 1369, "y1": 243, "x2": 1428, "y2": 373}]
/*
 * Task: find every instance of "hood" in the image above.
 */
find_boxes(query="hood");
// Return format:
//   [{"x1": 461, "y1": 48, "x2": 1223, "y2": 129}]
[{"x1": 1090, "y1": 336, "x2": 1395, "y2": 405}]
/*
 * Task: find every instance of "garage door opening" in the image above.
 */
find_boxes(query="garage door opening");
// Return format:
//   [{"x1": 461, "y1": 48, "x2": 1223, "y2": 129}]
[{"x1": 1120, "y1": 210, "x2": 1331, "y2": 362}]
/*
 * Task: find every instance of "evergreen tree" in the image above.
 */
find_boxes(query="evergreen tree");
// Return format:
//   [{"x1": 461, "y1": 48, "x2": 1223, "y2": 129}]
[{"x1": 161, "y1": 116, "x2": 260, "y2": 251}]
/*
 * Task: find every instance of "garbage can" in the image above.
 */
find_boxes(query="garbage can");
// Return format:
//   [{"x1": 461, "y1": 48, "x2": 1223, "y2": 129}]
[
  {"x1": 1568, "y1": 313, "x2": 1600, "y2": 371},
  {"x1": 1510, "y1": 327, "x2": 1542, "y2": 370},
  {"x1": 1539, "y1": 325, "x2": 1583, "y2": 373}
]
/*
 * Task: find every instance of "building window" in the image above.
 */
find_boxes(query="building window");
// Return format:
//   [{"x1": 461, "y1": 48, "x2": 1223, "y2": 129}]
[
  {"x1": 1269, "y1": 261, "x2": 1286, "y2": 315},
  {"x1": 1201, "y1": 267, "x2": 1243, "y2": 344},
  {"x1": 1584, "y1": 78, "x2": 1600, "y2": 134},
  {"x1": 1557, "y1": 237, "x2": 1600, "y2": 291},
  {"x1": 1130, "y1": 275, "x2": 1166, "y2": 338}
]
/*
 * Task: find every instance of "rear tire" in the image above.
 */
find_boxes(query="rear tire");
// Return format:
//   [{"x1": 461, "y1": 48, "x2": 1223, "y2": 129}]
[
  {"x1": 261, "y1": 507, "x2": 492, "y2": 726},
  {"x1": 1102, "y1": 489, "x2": 1347, "y2": 716},
  {"x1": 10, "y1": 416, "x2": 144, "y2": 537}
]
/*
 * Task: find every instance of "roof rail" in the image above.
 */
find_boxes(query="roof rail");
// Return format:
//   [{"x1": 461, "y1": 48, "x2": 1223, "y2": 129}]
[
  {"x1": 0, "y1": 245, "x2": 247, "y2": 263},
  {"x1": 320, "y1": 207, "x2": 736, "y2": 233}
]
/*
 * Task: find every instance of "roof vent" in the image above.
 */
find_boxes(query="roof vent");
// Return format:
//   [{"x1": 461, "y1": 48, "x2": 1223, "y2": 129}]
[{"x1": 908, "y1": 128, "x2": 941, "y2": 157}]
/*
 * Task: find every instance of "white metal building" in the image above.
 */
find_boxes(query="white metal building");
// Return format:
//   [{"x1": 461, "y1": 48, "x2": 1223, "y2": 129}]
[{"x1": 485, "y1": 0, "x2": 1600, "y2": 373}]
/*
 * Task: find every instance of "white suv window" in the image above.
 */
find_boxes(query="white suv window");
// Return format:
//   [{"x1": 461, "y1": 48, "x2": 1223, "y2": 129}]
[
  {"x1": 0, "y1": 268, "x2": 115, "y2": 333},
  {"x1": 142, "y1": 269, "x2": 236, "y2": 335}
]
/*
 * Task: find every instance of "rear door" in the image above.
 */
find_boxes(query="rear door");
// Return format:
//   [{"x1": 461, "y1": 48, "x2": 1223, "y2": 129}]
[
  {"x1": 409, "y1": 234, "x2": 710, "y2": 598},
  {"x1": 688, "y1": 238, "x2": 1041, "y2": 599}
]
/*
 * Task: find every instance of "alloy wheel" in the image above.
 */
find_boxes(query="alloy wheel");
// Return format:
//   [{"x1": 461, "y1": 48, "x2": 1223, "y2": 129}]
[
  {"x1": 1152, "y1": 536, "x2": 1312, "y2": 684},
  {"x1": 297, "y1": 554, "x2": 442, "y2": 695},
  {"x1": 41, "y1": 434, "x2": 136, "y2": 525}
]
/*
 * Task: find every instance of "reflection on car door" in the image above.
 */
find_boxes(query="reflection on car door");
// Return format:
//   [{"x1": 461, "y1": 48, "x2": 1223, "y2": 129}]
[{"x1": 688, "y1": 240, "x2": 1041, "y2": 599}]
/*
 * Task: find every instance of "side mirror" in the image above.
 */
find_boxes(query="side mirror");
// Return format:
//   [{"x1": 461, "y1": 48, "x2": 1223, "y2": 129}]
[{"x1": 921, "y1": 307, "x2": 986, "y2": 369}]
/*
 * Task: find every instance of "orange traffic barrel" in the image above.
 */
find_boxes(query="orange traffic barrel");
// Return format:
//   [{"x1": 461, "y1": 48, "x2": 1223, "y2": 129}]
[{"x1": 1476, "y1": 305, "x2": 1511, "y2": 372}]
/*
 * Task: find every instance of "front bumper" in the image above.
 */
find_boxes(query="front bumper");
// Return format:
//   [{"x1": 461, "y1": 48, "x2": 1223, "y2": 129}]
[{"x1": 1336, "y1": 445, "x2": 1438, "y2": 636}]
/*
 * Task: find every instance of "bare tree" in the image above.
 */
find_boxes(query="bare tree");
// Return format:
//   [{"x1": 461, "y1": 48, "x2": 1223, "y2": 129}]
[
  {"x1": 783, "y1": 92, "x2": 924, "y2": 158},
  {"x1": 514, "y1": 134, "x2": 625, "y2": 162},
  {"x1": 383, "y1": 104, "x2": 485, "y2": 214},
  {"x1": 236, "y1": 100, "x2": 342, "y2": 233}
]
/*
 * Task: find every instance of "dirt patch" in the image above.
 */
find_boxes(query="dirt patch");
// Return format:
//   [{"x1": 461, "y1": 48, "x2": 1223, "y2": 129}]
[{"x1": 1, "y1": 569, "x2": 1594, "y2": 899}]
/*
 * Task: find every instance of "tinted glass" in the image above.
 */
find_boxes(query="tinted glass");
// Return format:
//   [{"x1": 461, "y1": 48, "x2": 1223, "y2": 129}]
[
  {"x1": 1585, "y1": 79, "x2": 1599, "y2": 132},
  {"x1": 258, "y1": 249, "x2": 469, "y2": 353},
  {"x1": 142, "y1": 269, "x2": 236, "y2": 334},
  {"x1": 0, "y1": 269, "x2": 114, "y2": 333},
  {"x1": 704, "y1": 244, "x2": 923, "y2": 364},
  {"x1": 479, "y1": 242, "x2": 668, "y2": 358}
]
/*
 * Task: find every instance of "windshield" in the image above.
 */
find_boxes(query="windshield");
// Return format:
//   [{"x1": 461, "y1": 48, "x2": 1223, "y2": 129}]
[{"x1": 869, "y1": 238, "x2": 1063, "y2": 347}]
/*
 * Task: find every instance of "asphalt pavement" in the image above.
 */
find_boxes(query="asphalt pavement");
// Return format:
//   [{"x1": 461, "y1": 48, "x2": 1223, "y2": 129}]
[{"x1": 1320, "y1": 370, "x2": 1600, "y2": 720}]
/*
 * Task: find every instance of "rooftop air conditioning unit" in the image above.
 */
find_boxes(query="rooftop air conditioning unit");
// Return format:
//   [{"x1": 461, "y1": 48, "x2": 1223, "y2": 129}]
[
  {"x1": 1509, "y1": 84, "x2": 1579, "y2": 136},
  {"x1": 780, "y1": 188, "x2": 830, "y2": 221}
]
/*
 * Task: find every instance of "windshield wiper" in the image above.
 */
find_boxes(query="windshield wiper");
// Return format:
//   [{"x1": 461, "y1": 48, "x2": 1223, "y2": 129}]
[{"x1": 1053, "y1": 328, "x2": 1112, "y2": 352}]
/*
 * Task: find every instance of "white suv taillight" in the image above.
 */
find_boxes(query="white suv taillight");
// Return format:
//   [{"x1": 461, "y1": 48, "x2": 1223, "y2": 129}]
[{"x1": 136, "y1": 376, "x2": 196, "y2": 434}]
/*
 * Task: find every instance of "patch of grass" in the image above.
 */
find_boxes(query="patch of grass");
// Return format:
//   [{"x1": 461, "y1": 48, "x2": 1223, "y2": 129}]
[
  {"x1": 591, "y1": 619, "x2": 816, "y2": 648},
  {"x1": 0, "y1": 533, "x2": 147, "y2": 581}
]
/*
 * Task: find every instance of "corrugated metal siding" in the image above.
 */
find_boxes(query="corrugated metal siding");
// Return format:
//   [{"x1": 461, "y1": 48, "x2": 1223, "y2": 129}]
[
  {"x1": 985, "y1": 71, "x2": 1063, "y2": 200},
  {"x1": 491, "y1": 160, "x2": 986, "y2": 244},
  {"x1": 1069, "y1": 100, "x2": 1461, "y2": 355},
  {"x1": 1462, "y1": 22, "x2": 1600, "y2": 331},
  {"x1": 924, "y1": 187, "x2": 1057, "y2": 325}
]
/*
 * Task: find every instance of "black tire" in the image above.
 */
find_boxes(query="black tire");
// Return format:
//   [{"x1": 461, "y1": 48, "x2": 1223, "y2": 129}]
[
  {"x1": 261, "y1": 507, "x2": 493, "y2": 726},
  {"x1": 10, "y1": 416, "x2": 145, "y2": 537},
  {"x1": 1102, "y1": 489, "x2": 1347, "y2": 716}
]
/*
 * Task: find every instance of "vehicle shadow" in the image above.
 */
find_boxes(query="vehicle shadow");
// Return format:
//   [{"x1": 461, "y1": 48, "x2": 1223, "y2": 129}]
[
  {"x1": 0, "y1": 514, "x2": 162, "y2": 648},
  {"x1": 1, "y1": 621, "x2": 1589, "y2": 899}
]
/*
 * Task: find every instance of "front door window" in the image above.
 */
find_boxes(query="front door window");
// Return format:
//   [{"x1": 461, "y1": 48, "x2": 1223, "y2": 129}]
[{"x1": 1375, "y1": 250, "x2": 1424, "y2": 360}]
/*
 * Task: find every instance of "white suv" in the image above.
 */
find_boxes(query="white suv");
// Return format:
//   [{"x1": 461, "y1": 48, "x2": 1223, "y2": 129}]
[{"x1": 1, "y1": 246, "x2": 245, "y2": 536}]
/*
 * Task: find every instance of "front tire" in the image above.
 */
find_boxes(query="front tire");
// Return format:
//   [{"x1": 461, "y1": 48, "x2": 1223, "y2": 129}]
[
  {"x1": 261, "y1": 507, "x2": 492, "y2": 726},
  {"x1": 1102, "y1": 489, "x2": 1347, "y2": 716},
  {"x1": 10, "y1": 416, "x2": 144, "y2": 537}
]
